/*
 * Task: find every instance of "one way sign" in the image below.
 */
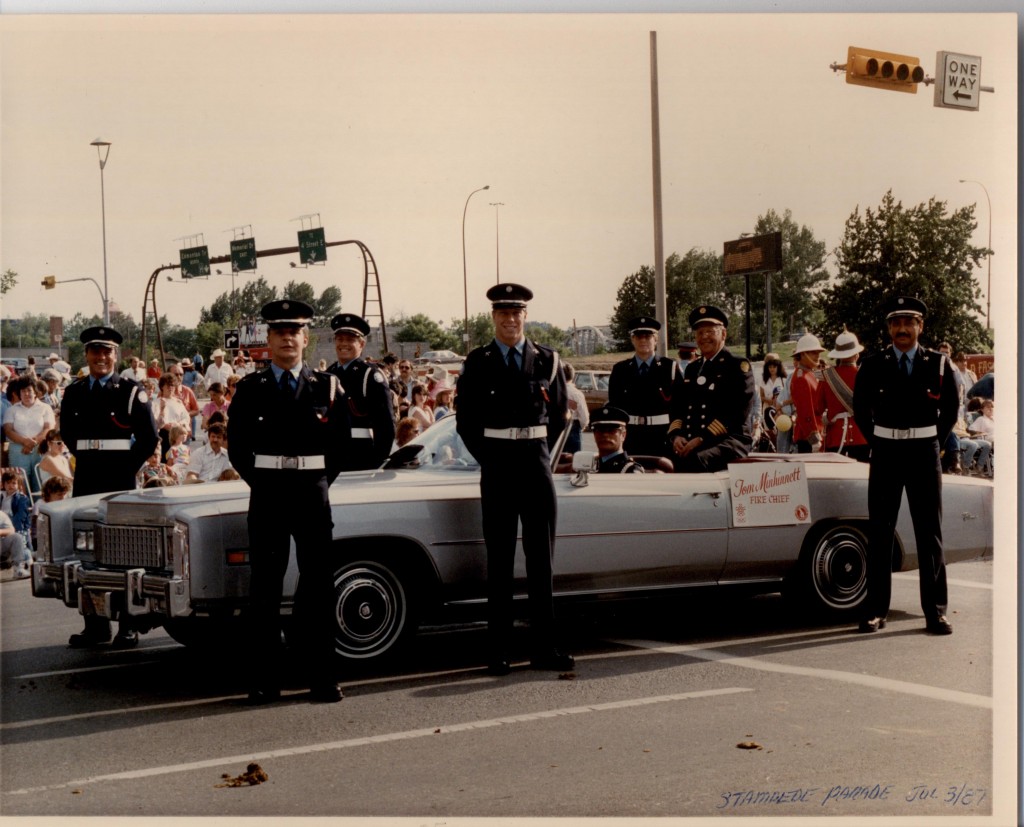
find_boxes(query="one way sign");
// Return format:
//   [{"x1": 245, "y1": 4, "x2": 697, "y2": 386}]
[{"x1": 934, "y1": 51, "x2": 982, "y2": 111}]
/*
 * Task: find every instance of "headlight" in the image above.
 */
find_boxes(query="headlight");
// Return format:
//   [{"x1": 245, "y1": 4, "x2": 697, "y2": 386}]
[
  {"x1": 74, "y1": 529, "x2": 94, "y2": 552},
  {"x1": 36, "y1": 514, "x2": 51, "y2": 562},
  {"x1": 169, "y1": 521, "x2": 190, "y2": 579}
]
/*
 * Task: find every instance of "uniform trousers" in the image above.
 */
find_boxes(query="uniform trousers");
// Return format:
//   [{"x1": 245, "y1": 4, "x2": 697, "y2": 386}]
[
  {"x1": 479, "y1": 438, "x2": 557, "y2": 656},
  {"x1": 864, "y1": 438, "x2": 947, "y2": 623},
  {"x1": 246, "y1": 476, "x2": 337, "y2": 689},
  {"x1": 625, "y1": 425, "x2": 669, "y2": 459},
  {"x1": 674, "y1": 435, "x2": 750, "y2": 473}
]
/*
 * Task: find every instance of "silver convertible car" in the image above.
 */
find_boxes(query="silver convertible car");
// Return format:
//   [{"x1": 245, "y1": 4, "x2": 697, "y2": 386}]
[{"x1": 31, "y1": 415, "x2": 992, "y2": 662}]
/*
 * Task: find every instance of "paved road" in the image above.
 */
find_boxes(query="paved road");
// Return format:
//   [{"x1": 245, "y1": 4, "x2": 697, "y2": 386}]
[{"x1": 0, "y1": 557, "x2": 1005, "y2": 821}]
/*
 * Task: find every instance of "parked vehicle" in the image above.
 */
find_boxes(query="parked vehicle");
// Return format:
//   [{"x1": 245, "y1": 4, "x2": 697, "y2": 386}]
[
  {"x1": 31, "y1": 416, "x2": 992, "y2": 663},
  {"x1": 572, "y1": 369, "x2": 611, "y2": 412}
]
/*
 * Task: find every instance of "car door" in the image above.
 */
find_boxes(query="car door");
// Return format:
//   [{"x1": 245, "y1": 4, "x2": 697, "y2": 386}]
[{"x1": 538, "y1": 470, "x2": 731, "y2": 596}]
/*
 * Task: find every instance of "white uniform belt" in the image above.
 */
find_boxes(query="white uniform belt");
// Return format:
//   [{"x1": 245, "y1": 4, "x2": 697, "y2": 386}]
[
  {"x1": 873, "y1": 425, "x2": 937, "y2": 440},
  {"x1": 629, "y1": 414, "x2": 670, "y2": 426},
  {"x1": 253, "y1": 454, "x2": 327, "y2": 470},
  {"x1": 484, "y1": 426, "x2": 547, "y2": 440},
  {"x1": 76, "y1": 439, "x2": 131, "y2": 451},
  {"x1": 351, "y1": 428, "x2": 374, "y2": 440}
]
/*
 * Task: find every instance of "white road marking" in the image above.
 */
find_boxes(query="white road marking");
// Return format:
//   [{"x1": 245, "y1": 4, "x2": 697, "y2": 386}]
[
  {"x1": 4, "y1": 687, "x2": 752, "y2": 796},
  {"x1": 894, "y1": 571, "x2": 993, "y2": 589},
  {"x1": 611, "y1": 638, "x2": 992, "y2": 710}
]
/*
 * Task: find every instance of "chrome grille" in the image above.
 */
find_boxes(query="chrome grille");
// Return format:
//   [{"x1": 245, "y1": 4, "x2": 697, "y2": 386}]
[{"x1": 95, "y1": 525, "x2": 166, "y2": 569}]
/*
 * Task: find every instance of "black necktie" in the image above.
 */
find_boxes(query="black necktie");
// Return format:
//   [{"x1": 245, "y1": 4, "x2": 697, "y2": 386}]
[
  {"x1": 507, "y1": 349, "x2": 519, "y2": 371},
  {"x1": 91, "y1": 379, "x2": 102, "y2": 397},
  {"x1": 638, "y1": 362, "x2": 649, "y2": 377},
  {"x1": 280, "y1": 370, "x2": 292, "y2": 394},
  {"x1": 900, "y1": 353, "x2": 910, "y2": 376}
]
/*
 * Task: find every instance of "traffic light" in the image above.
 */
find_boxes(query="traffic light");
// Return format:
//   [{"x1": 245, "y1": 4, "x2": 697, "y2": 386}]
[
  {"x1": 41, "y1": 275, "x2": 56, "y2": 289},
  {"x1": 846, "y1": 46, "x2": 924, "y2": 93}
]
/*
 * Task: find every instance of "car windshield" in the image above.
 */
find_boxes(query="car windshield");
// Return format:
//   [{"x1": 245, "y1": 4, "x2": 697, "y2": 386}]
[
  {"x1": 385, "y1": 414, "x2": 570, "y2": 473},
  {"x1": 386, "y1": 415, "x2": 479, "y2": 471}
]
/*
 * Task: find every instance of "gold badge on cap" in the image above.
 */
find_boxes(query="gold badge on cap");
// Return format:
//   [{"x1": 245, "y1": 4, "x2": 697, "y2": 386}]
[{"x1": 282, "y1": 302, "x2": 290, "y2": 310}]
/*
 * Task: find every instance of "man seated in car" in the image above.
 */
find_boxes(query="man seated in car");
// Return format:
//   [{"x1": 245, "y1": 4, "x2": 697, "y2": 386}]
[{"x1": 591, "y1": 406, "x2": 644, "y2": 474}]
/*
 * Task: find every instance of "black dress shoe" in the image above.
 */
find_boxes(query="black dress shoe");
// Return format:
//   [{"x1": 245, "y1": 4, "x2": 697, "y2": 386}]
[
  {"x1": 246, "y1": 687, "x2": 282, "y2": 705},
  {"x1": 68, "y1": 631, "x2": 112, "y2": 649},
  {"x1": 309, "y1": 683, "x2": 344, "y2": 703},
  {"x1": 926, "y1": 615, "x2": 953, "y2": 635},
  {"x1": 530, "y1": 651, "x2": 575, "y2": 671},
  {"x1": 857, "y1": 617, "x2": 887, "y2": 633},
  {"x1": 487, "y1": 659, "x2": 512, "y2": 676},
  {"x1": 110, "y1": 630, "x2": 139, "y2": 650}
]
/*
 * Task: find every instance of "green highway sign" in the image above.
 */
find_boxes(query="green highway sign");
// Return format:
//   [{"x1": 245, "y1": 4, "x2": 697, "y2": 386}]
[
  {"x1": 179, "y1": 245, "x2": 211, "y2": 278},
  {"x1": 230, "y1": 237, "x2": 258, "y2": 272},
  {"x1": 298, "y1": 227, "x2": 327, "y2": 264}
]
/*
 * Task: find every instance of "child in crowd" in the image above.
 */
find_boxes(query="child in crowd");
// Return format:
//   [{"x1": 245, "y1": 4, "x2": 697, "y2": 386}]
[
  {"x1": 165, "y1": 424, "x2": 191, "y2": 481},
  {"x1": 137, "y1": 447, "x2": 175, "y2": 488},
  {"x1": 31, "y1": 476, "x2": 72, "y2": 550}
]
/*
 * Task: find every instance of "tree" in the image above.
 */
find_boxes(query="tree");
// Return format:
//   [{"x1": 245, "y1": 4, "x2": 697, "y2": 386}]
[
  {"x1": 1, "y1": 269, "x2": 16, "y2": 295},
  {"x1": 610, "y1": 250, "x2": 729, "y2": 350},
  {"x1": 393, "y1": 314, "x2": 456, "y2": 350},
  {"x1": 820, "y1": 190, "x2": 990, "y2": 355},
  {"x1": 199, "y1": 277, "x2": 341, "y2": 329}
]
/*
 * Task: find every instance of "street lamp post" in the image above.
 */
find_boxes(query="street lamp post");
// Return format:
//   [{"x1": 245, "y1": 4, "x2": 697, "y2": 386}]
[
  {"x1": 489, "y1": 202, "x2": 505, "y2": 283},
  {"x1": 958, "y1": 179, "x2": 992, "y2": 331},
  {"x1": 90, "y1": 138, "x2": 112, "y2": 325},
  {"x1": 462, "y1": 184, "x2": 490, "y2": 355}
]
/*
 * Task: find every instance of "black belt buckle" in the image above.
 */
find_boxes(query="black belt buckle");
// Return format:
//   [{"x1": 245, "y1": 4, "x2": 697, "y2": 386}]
[{"x1": 282, "y1": 456, "x2": 299, "y2": 470}]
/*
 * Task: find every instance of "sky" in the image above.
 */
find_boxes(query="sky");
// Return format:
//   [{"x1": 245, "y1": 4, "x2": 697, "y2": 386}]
[{"x1": 0, "y1": 11, "x2": 1017, "y2": 348}]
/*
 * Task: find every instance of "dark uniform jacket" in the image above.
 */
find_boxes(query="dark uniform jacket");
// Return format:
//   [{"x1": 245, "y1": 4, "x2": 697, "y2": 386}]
[
  {"x1": 597, "y1": 452, "x2": 644, "y2": 474},
  {"x1": 227, "y1": 365, "x2": 350, "y2": 486},
  {"x1": 456, "y1": 340, "x2": 568, "y2": 465},
  {"x1": 329, "y1": 359, "x2": 396, "y2": 470},
  {"x1": 61, "y1": 371, "x2": 159, "y2": 496},
  {"x1": 668, "y1": 349, "x2": 755, "y2": 446},
  {"x1": 853, "y1": 346, "x2": 958, "y2": 445},
  {"x1": 608, "y1": 356, "x2": 677, "y2": 422}
]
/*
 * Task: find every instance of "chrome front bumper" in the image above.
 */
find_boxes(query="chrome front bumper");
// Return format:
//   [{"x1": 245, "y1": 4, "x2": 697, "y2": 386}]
[{"x1": 31, "y1": 561, "x2": 191, "y2": 619}]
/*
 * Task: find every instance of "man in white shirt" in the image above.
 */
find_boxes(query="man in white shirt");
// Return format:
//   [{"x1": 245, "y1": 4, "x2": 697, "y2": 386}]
[
  {"x1": 183, "y1": 423, "x2": 233, "y2": 482},
  {"x1": 123, "y1": 356, "x2": 146, "y2": 383},
  {"x1": 204, "y1": 349, "x2": 235, "y2": 388}
]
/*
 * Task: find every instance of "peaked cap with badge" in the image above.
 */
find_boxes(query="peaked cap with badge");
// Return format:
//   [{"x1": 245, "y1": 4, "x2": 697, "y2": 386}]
[
  {"x1": 80, "y1": 326, "x2": 124, "y2": 348},
  {"x1": 331, "y1": 313, "x2": 371, "y2": 338},
  {"x1": 486, "y1": 282, "x2": 532, "y2": 309},
  {"x1": 628, "y1": 317, "x2": 661, "y2": 335},
  {"x1": 884, "y1": 295, "x2": 927, "y2": 320},
  {"x1": 263, "y1": 299, "x2": 314, "y2": 327},
  {"x1": 590, "y1": 405, "x2": 630, "y2": 429},
  {"x1": 689, "y1": 305, "x2": 729, "y2": 329}
]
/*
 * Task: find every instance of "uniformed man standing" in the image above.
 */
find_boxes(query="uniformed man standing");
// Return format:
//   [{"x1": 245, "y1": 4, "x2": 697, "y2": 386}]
[
  {"x1": 668, "y1": 306, "x2": 755, "y2": 472},
  {"x1": 590, "y1": 406, "x2": 644, "y2": 473},
  {"x1": 852, "y1": 296, "x2": 959, "y2": 635},
  {"x1": 60, "y1": 326, "x2": 159, "y2": 649},
  {"x1": 227, "y1": 300, "x2": 351, "y2": 703},
  {"x1": 456, "y1": 283, "x2": 573, "y2": 676},
  {"x1": 328, "y1": 313, "x2": 396, "y2": 470},
  {"x1": 608, "y1": 317, "x2": 678, "y2": 458}
]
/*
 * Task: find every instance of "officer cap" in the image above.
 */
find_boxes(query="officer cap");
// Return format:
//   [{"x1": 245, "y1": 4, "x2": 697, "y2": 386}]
[
  {"x1": 628, "y1": 316, "x2": 661, "y2": 335},
  {"x1": 261, "y1": 299, "x2": 314, "y2": 327},
  {"x1": 884, "y1": 295, "x2": 927, "y2": 321},
  {"x1": 688, "y1": 305, "x2": 728, "y2": 329},
  {"x1": 331, "y1": 313, "x2": 370, "y2": 338},
  {"x1": 486, "y1": 282, "x2": 533, "y2": 309},
  {"x1": 590, "y1": 405, "x2": 630, "y2": 429},
  {"x1": 677, "y1": 342, "x2": 697, "y2": 356},
  {"x1": 80, "y1": 326, "x2": 123, "y2": 348}
]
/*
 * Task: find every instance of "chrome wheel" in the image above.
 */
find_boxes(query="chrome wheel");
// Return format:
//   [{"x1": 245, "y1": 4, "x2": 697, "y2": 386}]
[
  {"x1": 805, "y1": 525, "x2": 869, "y2": 612},
  {"x1": 332, "y1": 561, "x2": 410, "y2": 659}
]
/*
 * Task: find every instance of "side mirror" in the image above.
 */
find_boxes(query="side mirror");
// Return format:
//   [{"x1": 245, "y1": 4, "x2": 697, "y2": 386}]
[{"x1": 571, "y1": 451, "x2": 598, "y2": 472}]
